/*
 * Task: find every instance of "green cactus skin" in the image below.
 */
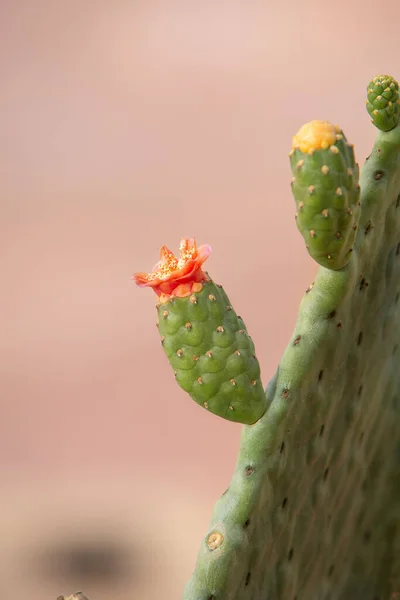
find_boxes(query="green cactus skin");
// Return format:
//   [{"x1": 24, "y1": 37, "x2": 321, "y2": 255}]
[
  {"x1": 183, "y1": 122, "x2": 400, "y2": 596},
  {"x1": 367, "y1": 74, "x2": 400, "y2": 132},
  {"x1": 290, "y1": 121, "x2": 361, "y2": 270},
  {"x1": 157, "y1": 280, "x2": 267, "y2": 425}
]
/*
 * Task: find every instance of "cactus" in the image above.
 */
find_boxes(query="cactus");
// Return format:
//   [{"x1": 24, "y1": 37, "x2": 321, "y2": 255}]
[
  {"x1": 133, "y1": 75, "x2": 400, "y2": 599},
  {"x1": 133, "y1": 238, "x2": 267, "y2": 424},
  {"x1": 366, "y1": 74, "x2": 400, "y2": 131}
]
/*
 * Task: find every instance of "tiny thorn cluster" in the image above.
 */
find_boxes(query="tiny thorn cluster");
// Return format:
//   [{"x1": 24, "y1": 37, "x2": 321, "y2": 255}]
[
  {"x1": 366, "y1": 74, "x2": 400, "y2": 131},
  {"x1": 289, "y1": 120, "x2": 361, "y2": 270}
]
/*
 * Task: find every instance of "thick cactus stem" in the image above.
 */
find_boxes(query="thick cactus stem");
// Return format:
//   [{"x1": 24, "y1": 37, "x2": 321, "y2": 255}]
[
  {"x1": 183, "y1": 88, "x2": 400, "y2": 599},
  {"x1": 134, "y1": 238, "x2": 267, "y2": 424},
  {"x1": 290, "y1": 120, "x2": 361, "y2": 270},
  {"x1": 366, "y1": 74, "x2": 400, "y2": 131}
]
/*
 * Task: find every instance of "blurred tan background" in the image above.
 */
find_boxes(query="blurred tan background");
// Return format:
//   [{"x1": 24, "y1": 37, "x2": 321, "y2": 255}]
[{"x1": 1, "y1": 1, "x2": 399, "y2": 598}]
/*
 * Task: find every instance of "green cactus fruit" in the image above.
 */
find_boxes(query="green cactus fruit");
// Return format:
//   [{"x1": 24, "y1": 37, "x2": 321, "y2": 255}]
[
  {"x1": 134, "y1": 238, "x2": 267, "y2": 425},
  {"x1": 366, "y1": 74, "x2": 400, "y2": 131},
  {"x1": 289, "y1": 120, "x2": 361, "y2": 271},
  {"x1": 183, "y1": 91, "x2": 400, "y2": 598},
  {"x1": 158, "y1": 280, "x2": 266, "y2": 424}
]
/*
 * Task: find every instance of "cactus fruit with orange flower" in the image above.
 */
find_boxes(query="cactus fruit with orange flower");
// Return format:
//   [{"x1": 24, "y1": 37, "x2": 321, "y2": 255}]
[
  {"x1": 133, "y1": 75, "x2": 400, "y2": 599},
  {"x1": 134, "y1": 239, "x2": 266, "y2": 424}
]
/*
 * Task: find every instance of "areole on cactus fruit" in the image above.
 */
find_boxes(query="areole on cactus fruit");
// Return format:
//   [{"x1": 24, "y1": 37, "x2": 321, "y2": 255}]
[{"x1": 133, "y1": 238, "x2": 267, "y2": 425}]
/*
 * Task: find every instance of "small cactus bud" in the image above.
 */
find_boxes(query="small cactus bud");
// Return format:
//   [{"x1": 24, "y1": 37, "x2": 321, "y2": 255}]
[
  {"x1": 290, "y1": 121, "x2": 360, "y2": 270},
  {"x1": 366, "y1": 74, "x2": 399, "y2": 131}
]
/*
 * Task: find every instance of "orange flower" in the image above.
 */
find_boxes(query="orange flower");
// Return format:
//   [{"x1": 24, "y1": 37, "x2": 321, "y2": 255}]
[{"x1": 133, "y1": 238, "x2": 211, "y2": 302}]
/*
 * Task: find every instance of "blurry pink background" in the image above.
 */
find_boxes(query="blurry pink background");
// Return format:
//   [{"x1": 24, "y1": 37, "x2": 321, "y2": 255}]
[{"x1": 1, "y1": 1, "x2": 398, "y2": 598}]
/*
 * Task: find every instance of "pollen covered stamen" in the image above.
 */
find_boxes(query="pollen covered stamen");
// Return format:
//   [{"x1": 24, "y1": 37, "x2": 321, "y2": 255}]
[
  {"x1": 178, "y1": 238, "x2": 197, "y2": 265},
  {"x1": 141, "y1": 239, "x2": 200, "y2": 283},
  {"x1": 150, "y1": 242, "x2": 197, "y2": 282},
  {"x1": 147, "y1": 247, "x2": 179, "y2": 282}
]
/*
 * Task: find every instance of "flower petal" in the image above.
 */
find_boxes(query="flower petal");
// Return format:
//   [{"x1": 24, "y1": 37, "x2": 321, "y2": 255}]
[{"x1": 133, "y1": 238, "x2": 212, "y2": 297}]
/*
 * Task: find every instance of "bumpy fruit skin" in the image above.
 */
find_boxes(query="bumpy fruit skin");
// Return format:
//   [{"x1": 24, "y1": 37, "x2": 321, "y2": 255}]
[
  {"x1": 157, "y1": 279, "x2": 266, "y2": 424},
  {"x1": 366, "y1": 74, "x2": 400, "y2": 132},
  {"x1": 290, "y1": 120, "x2": 361, "y2": 270}
]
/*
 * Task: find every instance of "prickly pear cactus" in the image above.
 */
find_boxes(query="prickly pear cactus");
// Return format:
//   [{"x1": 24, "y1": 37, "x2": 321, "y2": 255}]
[{"x1": 179, "y1": 78, "x2": 400, "y2": 599}]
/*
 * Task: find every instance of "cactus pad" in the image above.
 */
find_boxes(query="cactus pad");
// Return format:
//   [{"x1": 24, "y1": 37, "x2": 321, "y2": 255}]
[
  {"x1": 290, "y1": 120, "x2": 361, "y2": 270},
  {"x1": 366, "y1": 74, "x2": 400, "y2": 132},
  {"x1": 183, "y1": 117, "x2": 400, "y2": 595}
]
